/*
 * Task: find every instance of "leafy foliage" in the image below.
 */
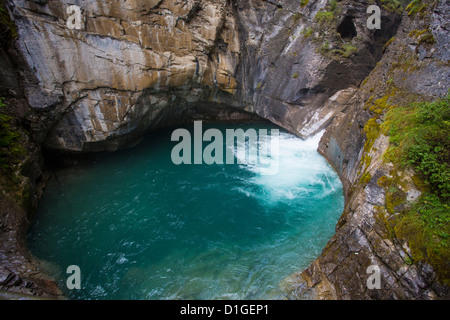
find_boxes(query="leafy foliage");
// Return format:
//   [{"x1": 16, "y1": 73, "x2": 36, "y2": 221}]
[
  {"x1": 395, "y1": 194, "x2": 450, "y2": 285},
  {"x1": 406, "y1": 0, "x2": 427, "y2": 16},
  {"x1": 380, "y1": 0, "x2": 404, "y2": 13},
  {"x1": 405, "y1": 96, "x2": 450, "y2": 199},
  {"x1": 382, "y1": 94, "x2": 450, "y2": 284},
  {"x1": 300, "y1": 0, "x2": 309, "y2": 8},
  {"x1": 332, "y1": 43, "x2": 358, "y2": 58},
  {"x1": 0, "y1": 98, "x2": 22, "y2": 170},
  {"x1": 0, "y1": 1, "x2": 17, "y2": 39}
]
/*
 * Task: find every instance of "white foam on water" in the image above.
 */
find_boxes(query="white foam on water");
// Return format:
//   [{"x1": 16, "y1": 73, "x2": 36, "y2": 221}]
[
  {"x1": 236, "y1": 130, "x2": 340, "y2": 205},
  {"x1": 29, "y1": 124, "x2": 345, "y2": 300}
]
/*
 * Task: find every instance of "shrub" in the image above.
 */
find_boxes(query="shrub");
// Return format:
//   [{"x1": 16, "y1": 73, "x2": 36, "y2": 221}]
[
  {"x1": 406, "y1": 0, "x2": 427, "y2": 16},
  {"x1": 395, "y1": 193, "x2": 450, "y2": 285},
  {"x1": 315, "y1": 11, "x2": 334, "y2": 25},
  {"x1": 406, "y1": 96, "x2": 450, "y2": 199},
  {"x1": 0, "y1": 4, "x2": 18, "y2": 38},
  {"x1": 380, "y1": 0, "x2": 403, "y2": 13},
  {"x1": 332, "y1": 43, "x2": 357, "y2": 58},
  {"x1": 382, "y1": 94, "x2": 450, "y2": 284},
  {"x1": 302, "y1": 27, "x2": 313, "y2": 38},
  {"x1": 300, "y1": 0, "x2": 309, "y2": 8},
  {"x1": 0, "y1": 98, "x2": 22, "y2": 170}
]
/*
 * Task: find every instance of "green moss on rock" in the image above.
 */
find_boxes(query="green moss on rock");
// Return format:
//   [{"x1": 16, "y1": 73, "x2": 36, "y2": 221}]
[
  {"x1": 360, "y1": 172, "x2": 373, "y2": 185},
  {"x1": 363, "y1": 118, "x2": 381, "y2": 153},
  {"x1": 380, "y1": 95, "x2": 450, "y2": 285},
  {"x1": 0, "y1": 1, "x2": 17, "y2": 39}
]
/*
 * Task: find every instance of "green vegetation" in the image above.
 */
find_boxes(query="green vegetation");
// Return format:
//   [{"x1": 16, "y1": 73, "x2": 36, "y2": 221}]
[
  {"x1": 381, "y1": 94, "x2": 450, "y2": 285},
  {"x1": 383, "y1": 95, "x2": 450, "y2": 199},
  {"x1": 315, "y1": 0, "x2": 406, "y2": 24},
  {"x1": 405, "y1": 0, "x2": 427, "y2": 16},
  {"x1": 395, "y1": 194, "x2": 449, "y2": 284},
  {"x1": 383, "y1": 37, "x2": 396, "y2": 52},
  {"x1": 319, "y1": 42, "x2": 358, "y2": 59},
  {"x1": 302, "y1": 27, "x2": 313, "y2": 38},
  {"x1": 0, "y1": 0, "x2": 17, "y2": 38},
  {"x1": 319, "y1": 40, "x2": 331, "y2": 54},
  {"x1": 332, "y1": 43, "x2": 358, "y2": 58},
  {"x1": 405, "y1": 0, "x2": 439, "y2": 17},
  {"x1": 300, "y1": 0, "x2": 309, "y2": 8},
  {"x1": 315, "y1": 11, "x2": 334, "y2": 25},
  {"x1": 360, "y1": 172, "x2": 373, "y2": 185},
  {"x1": 313, "y1": 0, "x2": 359, "y2": 59},
  {"x1": 311, "y1": 0, "x2": 414, "y2": 60},
  {"x1": 380, "y1": 175, "x2": 407, "y2": 214},
  {"x1": 409, "y1": 29, "x2": 436, "y2": 46},
  {"x1": 328, "y1": 0, "x2": 338, "y2": 12},
  {"x1": 364, "y1": 117, "x2": 381, "y2": 153},
  {"x1": 315, "y1": 0, "x2": 338, "y2": 25},
  {"x1": 292, "y1": 12, "x2": 303, "y2": 24},
  {"x1": 0, "y1": 98, "x2": 24, "y2": 171},
  {"x1": 380, "y1": 0, "x2": 404, "y2": 13}
]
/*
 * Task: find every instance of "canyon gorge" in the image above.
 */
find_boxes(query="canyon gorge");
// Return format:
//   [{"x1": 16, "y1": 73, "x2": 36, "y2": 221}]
[{"x1": 0, "y1": 0, "x2": 448, "y2": 299}]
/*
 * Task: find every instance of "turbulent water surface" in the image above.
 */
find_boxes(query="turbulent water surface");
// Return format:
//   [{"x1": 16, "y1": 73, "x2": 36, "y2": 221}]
[{"x1": 27, "y1": 122, "x2": 344, "y2": 300}]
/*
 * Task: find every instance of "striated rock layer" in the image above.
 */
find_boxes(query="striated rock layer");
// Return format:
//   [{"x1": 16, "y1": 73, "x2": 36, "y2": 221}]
[
  {"x1": 0, "y1": 0, "x2": 448, "y2": 299},
  {"x1": 7, "y1": 0, "x2": 400, "y2": 152},
  {"x1": 10, "y1": 0, "x2": 243, "y2": 152}
]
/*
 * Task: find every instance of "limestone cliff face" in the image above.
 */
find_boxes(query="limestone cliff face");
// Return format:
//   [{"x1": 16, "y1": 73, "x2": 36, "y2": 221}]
[
  {"x1": 9, "y1": 0, "x2": 242, "y2": 152},
  {"x1": 7, "y1": 0, "x2": 399, "y2": 152},
  {"x1": 1, "y1": 0, "x2": 448, "y2": 299}
]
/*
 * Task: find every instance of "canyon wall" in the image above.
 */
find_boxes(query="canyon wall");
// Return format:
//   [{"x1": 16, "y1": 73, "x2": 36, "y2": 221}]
[
  {"x1": 6, "y1": 0, "x2": 399, "y2": 153},
  {"x1": 283, "y1": 0, "x2": 449, "y2": 299},
  {"x1": 0, "y1": 0, "x2": 448, "y2": 299}
]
